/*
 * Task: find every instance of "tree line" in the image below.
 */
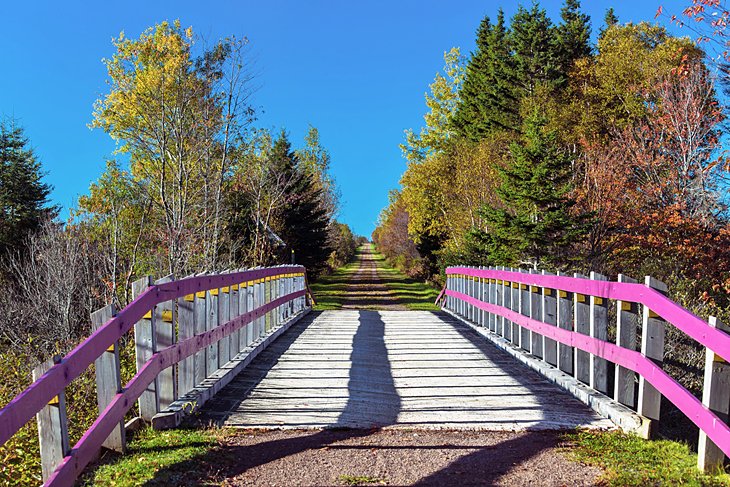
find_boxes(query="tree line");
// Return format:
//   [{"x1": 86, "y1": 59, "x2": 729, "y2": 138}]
[
  {"x1": 373, "y1": 2, "x2": 729, "y2": 323},
  {"x1": 0, "y1": 21, "x2": 362, "y2": 359}
]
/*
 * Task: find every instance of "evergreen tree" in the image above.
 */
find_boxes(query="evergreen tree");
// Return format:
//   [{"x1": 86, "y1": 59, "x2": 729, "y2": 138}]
[
  {"x1": 475, "y1": 111, "x2": 588, "y2": 269},
  {"x1": 510, "y1": 4, "x2": 561, "y2": 97},
  {"x1": 0, "y1": 120, "x2": 57, "y2": 256},
  {"x1": 271, "y1": 131, "x2": 331, "y2": 277},
  {"x1": 450, "y1": 15, "x2": 493, "y2": 141},
  {"x1": 555, "y1": 0, "x2": 592, "y2": 80},
  {"x1": 599, "y1": 8, "x2": 619, "y2": 39},
  {"x1": 451, "y1": 10, "x2": 519, "y2": 141}
]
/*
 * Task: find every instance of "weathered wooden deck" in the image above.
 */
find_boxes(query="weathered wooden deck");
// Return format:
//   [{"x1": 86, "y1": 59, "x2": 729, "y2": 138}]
[{"x1": 200, "y1": 310, "x2": 613, "y2": 430}]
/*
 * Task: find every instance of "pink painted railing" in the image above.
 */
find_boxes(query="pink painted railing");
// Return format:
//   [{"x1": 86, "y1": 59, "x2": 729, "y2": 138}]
[
  {"x1": 440, "y1": 266, "x2": 730, "y2": 470},
  {"x1": 0, "y1": 266, "x2": 309, "y2": 486}
]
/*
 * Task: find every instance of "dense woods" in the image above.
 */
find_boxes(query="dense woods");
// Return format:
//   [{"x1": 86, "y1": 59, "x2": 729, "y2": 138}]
[
  {"x1": 0, "y1": 21, "x2": 360, "y2": 483},
  {"x1": 374, "y1": 2, "x2": 730, "y2": 326}
]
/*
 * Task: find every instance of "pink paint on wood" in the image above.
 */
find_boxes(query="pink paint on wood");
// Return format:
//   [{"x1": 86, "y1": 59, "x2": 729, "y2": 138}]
[
  {"x1": 446, "y1": 288, "x2": 730, "y2": 458},
  {"x1": 44, "y1": 288, "x2": 305, "y2": 486},
  {"x1": 446, "y1": 268, "x2": 730, "y2": 362},
  {"x1": 0, "y1": 267, "x2": 306, "y2": 448}
]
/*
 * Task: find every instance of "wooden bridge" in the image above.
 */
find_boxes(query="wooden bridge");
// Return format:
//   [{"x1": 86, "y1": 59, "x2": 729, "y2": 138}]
[{"x1": 2, "y1": 246, "x2": 730, "y2": 485}]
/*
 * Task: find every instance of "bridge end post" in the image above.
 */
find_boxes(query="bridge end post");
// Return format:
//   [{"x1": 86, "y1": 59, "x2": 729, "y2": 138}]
[
  {"x1": 698, "y1": 316, "x2": 730, "y2": 472},
  {"x1": 33, "y1": 354, "x2": 70, "y2": 483},
  {"x1": 91, "y1": 303, "x2": 126, "y2": 453},
  {"x1": 132, "y1": 275, "x2": 160, "y2": 421},
  {"x1": 637, "y1": 275, "x2": 668, "y2": 437}
]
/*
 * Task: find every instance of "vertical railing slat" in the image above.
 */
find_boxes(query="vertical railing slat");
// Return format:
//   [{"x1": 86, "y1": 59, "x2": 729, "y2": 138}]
[
  {"x1": 91, "y1": 304, "x2": 125, "y2": 453},
  {"x1": 698, "y1": 316, "x2": 730, "y2": 472},
  {"x1": 132, "y1": 275, "x2": 158, "y2": 420},
  {"x1": 589, "y1": 272, "x2": 609, "y2": 395},
  {"x1": 542, "y1": 270, "x2": 558, "y2": 366},
  {"x1": 615, "y1": 274, "x2": 639, "y2": 408},
  {"x1": 33, "y1": 355, "x2": 70, "y2": 482},
  {"x1": 638, "y1": 275, "x2": 667, "y2": 436},
  {"x1": 573, "y1": 272, "x2": 590, "y2": 385},
  {"x1": 154, "y1": 274, "x2": 176, "y2": 409}
]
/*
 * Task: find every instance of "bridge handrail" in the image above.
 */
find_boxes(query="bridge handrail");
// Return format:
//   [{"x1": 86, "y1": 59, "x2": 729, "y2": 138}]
[
  {"x1": 442, "y1": 266, "x2": 730, "y2": 461},
  {"x1": 0, "y1": 265, "x2": 307, "y2": 485}
]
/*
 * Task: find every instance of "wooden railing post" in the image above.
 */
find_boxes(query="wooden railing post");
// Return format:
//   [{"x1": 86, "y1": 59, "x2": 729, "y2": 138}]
[
  {"x1": 529, "y1": 269, "x2": 543, "y2": 359},
  {"x1": 218, "y1": 273, "x2": 231, "y2": 367},
  {"x1": 230, "y1": 271, "x2": 241, "y2": 358},
  {"x1": 132, "y1": 275, "x2": 159, "y2": 420},
  {"x1": 501, "y1": 267, "x2": 512, "y2": 342},
  {"x1": 573, "y1": 273, "x2": 590, "y2": 385},
  {"x1": 91, "y1": 304, "x2": 125, "y2": 453},
  {"x1": 590, "y1": 272, "x2": 609, "y2": 395},
  {"x1": 615, "y1": 274, "x2": 639, "y2": 408},
  {"x1": 206, "y1": 274, "x2": 219, "y2": 376},
  {"x1": 33, "y1": 355, "x2": 70, "y2": 482},
  {"x1": 154, "y1": 274, "x2": 176, "y2": 410},
  {"x1": 637, "y1": 275, "x2": 668, "y2": 435},
  {"x1": 698, "y1": 316, "x2": 730, "y2": 472},
  {"x1": 193, "y1": 277, "x2": 208, "y2": 387},
  {"x1": 556, "y1": 271, "x2": 574, "y2": 376},
  {"x1": 511, "y1": 269, "x2": 520, "y2": 345},
  {"x1": 542, "y1": 270, "x2": 558, "y2": 367},
  {"x1": 178, "y1": 275, "x2": 196, "y2": 397}
]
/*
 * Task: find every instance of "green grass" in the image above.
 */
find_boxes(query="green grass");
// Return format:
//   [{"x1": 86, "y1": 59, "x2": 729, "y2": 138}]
[
  {"x1": 370, "y1": 251, "x2": 440, "y2": 311},
  {"x1": 310, "y1": 259, "x2": 360, "y2": 310},
  {"x1": 83, "y1": 427, "x2": 223, "y2": 486},
  {"x1": 337, "y1": 474, "x2": 387, "y2": 486},
  {"x1": 565, "y1": 430, "x2": 730, "y2": 486},
  {"x1": 310, "y1": 245, "x2": 440, "y2": 311}
]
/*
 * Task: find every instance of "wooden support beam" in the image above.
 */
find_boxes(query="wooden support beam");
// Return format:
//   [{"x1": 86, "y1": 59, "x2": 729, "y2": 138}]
[
  {"x1": 542, "y1": 270, "x2": 558, "y2": 367},
  {"x1": 154, "y1": 274, "x2": 176, "y2": 410},
  {"x1": 529, "y1": 269, "x2": 543, "y2": 359},
  {"x1": 178, "y1": 274, "x2": 196, "y2": 397},
  {"x1": 556, "y1": 271, "x2": 574, "y2": 376},
  {"x1": 590, "y1": 272, "x2": 609, "y2": 395},
  {"x1": 638, "y1": 275, "x2": 668, "y2": 436},
  {"x1": 698, "y1": 317, "x2": 730, "y2": 472},
  {"x1": 615, "y1": 274, "x2": 639, "y2": 408},
  {"x1": 132, "y1": 275, "x2": 158, "y2": 420},
  {"x1": 91, "y1": 304, "x2": 125, "y2": 453},
  {"x1": 574, "y1": 273, "x2": 590, "y2": 385},
  {"x1": 33, "y1": 355, "x2": 70, "y2": 482}
]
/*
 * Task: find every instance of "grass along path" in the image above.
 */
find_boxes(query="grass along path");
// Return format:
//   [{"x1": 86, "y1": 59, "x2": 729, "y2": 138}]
[{"x1": 310, "y1": 244, "x2": 439, "y2": 311}]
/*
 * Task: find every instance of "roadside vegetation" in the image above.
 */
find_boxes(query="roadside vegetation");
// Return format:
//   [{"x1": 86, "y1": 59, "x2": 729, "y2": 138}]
[{"x1": 566, "y1": 430, "x2": 730, "y2": 486}]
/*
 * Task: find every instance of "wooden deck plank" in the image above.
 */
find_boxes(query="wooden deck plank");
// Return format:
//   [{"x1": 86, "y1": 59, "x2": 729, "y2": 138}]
[{"x1": 200, "y1": 310, "x2": 615, "y2": 431}]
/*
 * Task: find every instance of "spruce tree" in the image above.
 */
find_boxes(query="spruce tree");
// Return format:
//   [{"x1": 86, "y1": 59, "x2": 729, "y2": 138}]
[
  {"x1": 476, "y1": 110, "x2": 588, "y2": 268},
  {"x1": 510, "y1": 4, "x2": 561, "y2": 97},
  {"x1": 451, "y1": 10, "x2": 519, "y2": 141},
  {"x1": 0, "y1": 120, "x2": 57, "y2": 256},
  {"x1": 555, "y1": 0, "x2": 592, "y2": 80},
  {"x1": 450, "y1": 16, "x2": 493, "y2": 141},
  {"x1": 599, "y1": 8, "x2": 619, "y2": 39},
  {"x1": 271, "y1": 131, "x2": 331, "y2": 277}
]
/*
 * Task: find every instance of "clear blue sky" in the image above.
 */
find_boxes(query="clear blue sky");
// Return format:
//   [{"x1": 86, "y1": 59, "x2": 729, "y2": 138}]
[{"x1": 1, "y1": 0, "x2": 680, "y2": 237}]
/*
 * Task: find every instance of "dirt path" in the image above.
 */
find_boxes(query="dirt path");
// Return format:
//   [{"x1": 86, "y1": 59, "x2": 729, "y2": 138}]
[{"x1": 341, "y1": 245, "x2": 408, "y2": 310}]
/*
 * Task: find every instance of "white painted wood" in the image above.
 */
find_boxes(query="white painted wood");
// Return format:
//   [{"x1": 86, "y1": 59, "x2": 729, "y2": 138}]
[
  {"x1": 132, "y1": 275, "x2": 159, "y2": 420},
  {"x1": 154, "y1": 274, "x2": 176, "y2": 410},
  {"x1": 213, "y1": 310, "x2": 614, "y2": 431},
  {"x1": 33, "y1": 355, "x2": 70, "y2": 482},
  {"x1": 615, "y1": 274, "x2": 638, "y2": 408},
  {"x1": 529, "y1": 269, "x2": 543, "y2": 359},
  {"x1": 91, "y1": 304, "x2": 125, "y2": 453},
  {"x1": 541, "y1": 270, "x2": 558, "y2": 366},
  {"x1": 573, "y1": 273, "x2": 590, "y2": 385},
  {"x1": 556, "y1": 271, "x2": 574, "y2": 375},
  {"x1": 589, "y1": 272, "x2": 609, "y2": 395},
  {"x1": 519, "y1": 269, "x2": 530, "y2": 351},
  {"x1": 698, "y1": 317, "x2": 730, "y2": 472},
  {"x1": 637, "y1": 275, "x2": 667, "y2": 432}
]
